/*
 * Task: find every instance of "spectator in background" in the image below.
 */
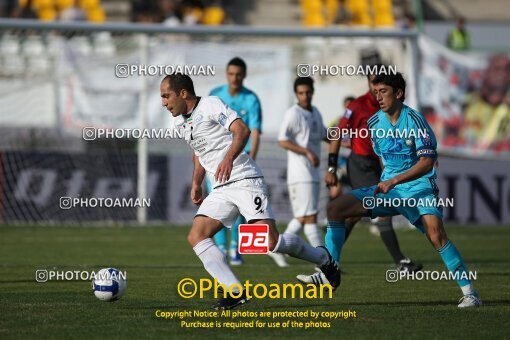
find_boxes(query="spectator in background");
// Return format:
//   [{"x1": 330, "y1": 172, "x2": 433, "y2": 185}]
[
  {"x1": 160, "y1": 0, "x2": 181, "y2": 26},
  {"x1": 334, "y1": 0, "x2": 351, "y2": 25},
  {"x1": 461, "y1": 55, "x2": 510, "y2": 149},
  {"x1": 447, "y1": 17, "x2": 470, "y2": 51},
  {"x1": 60, "y1": 0, "x2": 86, "y2": 21},
  {"x1": 131, "y1": 0, "x2": 160, "y2": 23},
  {"x1": 0, "y1": 0, "x2": 18, "y2": 18},
  {"x1": 180, "y1": 0, "x2": 203, "y2": 25},
  {"x1": 19, "y1": 0, "x2": 37, "y2": 19},
  {"x1": 399, "y1": 12, "x2": 416, "y2": 30}
]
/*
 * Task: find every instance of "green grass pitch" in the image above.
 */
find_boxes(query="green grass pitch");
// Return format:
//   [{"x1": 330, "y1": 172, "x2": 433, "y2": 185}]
[{"x1": 1, "y1": 225, "x2": 509, "y2": 339}]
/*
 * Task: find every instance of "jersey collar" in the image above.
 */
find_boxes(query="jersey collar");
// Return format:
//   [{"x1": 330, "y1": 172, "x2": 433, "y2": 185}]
[
  {"x1": 182, "y1": 97, "x2": 201, "y2": 120},
  {"x1": 384, "y1": 104, "x2": 408, "y2": 127},
  {"x1": 226, "y1": 86, "x2": 245, "y2": 99},
  {"x1": 297, "y1": 103, "x2": 314, "y2": 114}
]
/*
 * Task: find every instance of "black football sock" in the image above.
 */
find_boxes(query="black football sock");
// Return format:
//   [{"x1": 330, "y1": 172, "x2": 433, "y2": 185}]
[{"x1": 375, "y1": 218, "x2": 405, "y2": 263}]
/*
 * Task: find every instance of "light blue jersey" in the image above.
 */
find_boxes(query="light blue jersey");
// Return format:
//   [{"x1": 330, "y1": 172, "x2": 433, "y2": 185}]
[
  {"x1": 210, "y1": 85, "x2": 262, "y2": 153},
  {"x1": 351, "y1": 104, "x2": 442, "y2": 229},
  {"x1": 367, "y1": 104, "x2": 438, "y2": 190}
]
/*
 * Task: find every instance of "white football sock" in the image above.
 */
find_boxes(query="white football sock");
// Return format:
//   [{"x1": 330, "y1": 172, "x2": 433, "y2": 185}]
[
  {"x1": 273, "y1": 233, "x2": 328, "y2": 266},
  {"x1": 284, "y1": 218, "x2": 303, "y2": 234},
  {"x1": 304, "y1": 223, "x2": 324, "y2": 247},
  {"x1": 267, "y1": 252, "x2": 288, "y2": 267},
  {"x1": 460, "y1": 284, "x2": 477, "y2": 296},
  {"x1": 193, "y1": 238, "x2": 241, "y2": 291}
]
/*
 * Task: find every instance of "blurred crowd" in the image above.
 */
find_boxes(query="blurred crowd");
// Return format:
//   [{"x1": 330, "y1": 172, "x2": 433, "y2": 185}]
[
  {"x1": 301, "y1": 0, "x2": 395, "y2": 27},
  {"x1": 423, "y1": 54, "x2": 510, "y2": 152},
  {"x1": 0, "y1": 0, "x2": 105, "y2": 21},
  {"x1": 0, "y1": 0, "x2": 226, "y2": 24},
  {"x1": 131, "y1": 0, "x2": 225, "y2": 25}
]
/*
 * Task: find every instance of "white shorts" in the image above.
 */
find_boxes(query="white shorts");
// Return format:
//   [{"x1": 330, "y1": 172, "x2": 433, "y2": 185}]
[
  {"x1": 288, "y1": 182, "x2": 320, "y2": 217},
  {"x1": 196, "y1": 178, "x2": 275, "y2": 228}
]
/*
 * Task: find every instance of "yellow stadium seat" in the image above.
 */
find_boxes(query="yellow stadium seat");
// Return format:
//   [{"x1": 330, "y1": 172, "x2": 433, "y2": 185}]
[
  {"x1": 86, "y1": 7, "x2": 105, "y2": 22},
  {"x1": 202, "y1": 6, "x2": 225, "y2": 25},
  {"x1": 346, "y1": 0, "x2": 371, "y2": 25},
  {"x1": 56, "y1": 0, "x2": 74, "y2": 10},
  {"x1": 38, "y1": 7, "x2": 57, "y2": 20},
  {"x1": 372, "y1": 0, "x2": 394, "y2": 27},
  {"x1": 80, "y1": 0, "x2": 100, "y2": 10},
  {"x1": 301, "y1": 0, "x2": 325, "y2": 27},
  {"x1": 325, "y1": 0, "x2": 338, "y2": 24},
  {"x1": 32, "y1": 0, "x2": 55, "y2": 10}
]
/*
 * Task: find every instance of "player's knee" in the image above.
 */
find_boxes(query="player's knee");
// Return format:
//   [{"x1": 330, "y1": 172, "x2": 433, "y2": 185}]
[
  {"x1": 327, "y1": 200, "x2": 345, "y2": 220},
  {"x1": 187, "y1": 228, "x2": 207, "y2": 247},
  {"x1": 187, "y1": 231, "x2": 198, "y2": 247},
  {"x1": 326, "y1": 201, "x2": 336, "y2": 219},
  {"x1": 268, "y1": 237, "x2": 278, "y2": 251},
  {"x1": 267, "y1": 224, "x2": 280, "y2": 251},
  {"x1": 302, "y1": 214, "x2": 317, "y2": 224}
]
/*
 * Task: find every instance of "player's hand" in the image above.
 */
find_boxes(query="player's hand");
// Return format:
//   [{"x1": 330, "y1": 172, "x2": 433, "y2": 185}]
[
  {"x1": 305, "y1": 150, "x2": 320, "y2": 167},
  {"x1": 374, "y1": 179, "x2": 397, "y2": 195},
  {"x1": 215, "y1": 157, "x2": 233, "y2": 183},
  {"x1": 325, "y1": 172, "x2": 338, "y2": 187},
  {"x1": 190, "y1": 184, "x2": 203, "y2": 205}
]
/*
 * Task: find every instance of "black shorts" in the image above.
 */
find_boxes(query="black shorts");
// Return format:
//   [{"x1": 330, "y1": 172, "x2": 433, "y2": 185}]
[{"x1": 347, "y1": 153, "x2": 381, "y2": 189}]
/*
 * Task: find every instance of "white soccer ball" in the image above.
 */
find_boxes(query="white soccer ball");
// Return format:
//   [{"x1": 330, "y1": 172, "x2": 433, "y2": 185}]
[{"x1": 92, "y1": 268, "x2": 126, "y2": 302}]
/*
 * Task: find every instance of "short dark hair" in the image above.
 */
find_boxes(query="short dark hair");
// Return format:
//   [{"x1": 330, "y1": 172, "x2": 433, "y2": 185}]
[
  {"x1": 344, "y1": 96, "x2": 355, "y2": 104},
  {"x1": 294, "y1": 76, "x2": 314, "y2": 93},
  {"x1": 162, "y1": 73, "x2": 195, "y2": 95},
  {"x1": 371, "y1": 72, "x2": 406, "y2": 101},
  {"x1": 227, "y1": 57, "x2": 247, "y2": 73}
]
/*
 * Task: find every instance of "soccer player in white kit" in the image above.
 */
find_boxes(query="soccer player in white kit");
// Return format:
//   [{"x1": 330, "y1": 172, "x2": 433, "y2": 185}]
[
  {"x1": 279, "y1": 77, "x2": 327, "y2": 248},
  {"x1": 160, "y1": 74, "x2": 340, "y2": 310}
]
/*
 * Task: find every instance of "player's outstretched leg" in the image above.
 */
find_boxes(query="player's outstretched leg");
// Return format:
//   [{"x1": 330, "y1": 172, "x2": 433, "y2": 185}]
[
  {"x1": 420, "y1": 215, "x2": 481, "y2": 308},
  {"x1": 297, "y1": 194, "x2": 366, "y2": 287},
  {"x1": 188, "y1": 216, "x2": 248, "y2": 310},
  {"x1": 258, "y1": 219, "x2": 341, "y2": 289}
]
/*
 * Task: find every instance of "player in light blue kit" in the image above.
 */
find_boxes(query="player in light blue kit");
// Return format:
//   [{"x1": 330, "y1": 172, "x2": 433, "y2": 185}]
[
  {"x1": 318, "y1": 72, "x2": 481, "y2": 308},
  {"x1": 208, "y1": 57, "x2": 286, "y2": 266}
]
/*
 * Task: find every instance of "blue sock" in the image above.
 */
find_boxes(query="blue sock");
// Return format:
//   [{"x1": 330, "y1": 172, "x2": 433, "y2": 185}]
[
  {"x1": 438, "y1": 240, "x2": 472, "y2": 288},
  {"x1": 230, "y1": 215, "x2": 245, "y2": 251},
  {"x1": 325, "y1": 221, "x2": 345, "y2": 263},
  {"x1": 213, "y1": 227, "x2": 227, "y2": 253}
]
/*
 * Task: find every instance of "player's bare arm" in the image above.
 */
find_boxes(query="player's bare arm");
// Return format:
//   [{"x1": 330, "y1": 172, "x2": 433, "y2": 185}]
[
  {"x1": 278, "y1": 140, "x2": 319, "y2": 167},
  {"x1": 215, "y1": 119, "x2": 250, "y2": 183},
  {"x1": 374, "y1": 157, "x2": 435, "y2": 195},
  {"x1": 325, "y1": 137, "x2": 342, "y2": 186},
  {"x1": 191, "y1": 153, "x2": 206, "y2": 205},
  {"x1": 249, "y1": 128, "x2": 260, "y2": 160}
]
